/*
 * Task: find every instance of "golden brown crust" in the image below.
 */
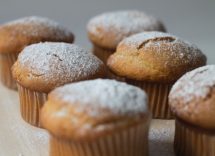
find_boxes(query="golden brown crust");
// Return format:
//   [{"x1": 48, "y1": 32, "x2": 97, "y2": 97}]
[
  {"x1": 107, "y1": 32, "x2": 207, "y2": 83},
  {"x1": 41, "y1": 79, "x2": 149, "y2": 141},
  {"x1": 169, "y1": 65, "x2": 215, "y2": 130},
  {"x1": 0, "y1": 16, "x2": 74, "y2": 54},
  {"x1": 87, "y1": 10, "x2": 166, "y2": 49},
  {"x1": 12, "y1": 42, "x2": 105, "y2": 93}
]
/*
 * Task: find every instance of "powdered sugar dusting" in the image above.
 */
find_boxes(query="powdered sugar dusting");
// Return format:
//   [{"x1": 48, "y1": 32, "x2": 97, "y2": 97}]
[
  {"x1": 118, "y1": 31, "x2": 205, "y2": 70},
  {"x1": 17, "y1": 42, "x2": 103, "y2": 89},
  {"x1": 87, "y1": 10, "x2": 165, "y2": 48},
  {"x1": 52, "y1": 79, "x2": 148, "y2": 116},
  {"x1": 170, "y1": 65, "x2": 215, "y2": 103},
  {"x1": 4, "y1": 16, "x2": 72, "y2": 39},
  {"x1": 121, "y1": 31, "x2": 176, "y2": 47}
]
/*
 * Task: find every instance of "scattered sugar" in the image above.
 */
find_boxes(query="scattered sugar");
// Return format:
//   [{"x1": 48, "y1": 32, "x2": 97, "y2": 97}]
[
  {"x1": 170, "y1": 65, "x2": 215, "y2": 103},
  {"x1": 51, "y1": 79, "x2": 148, "y2": 116},
  {"x1": 87, "y1": 10, "x2": 165, "y2": 47},
  {"x1": 3, "y1": 16, "x2": 72, "y2": 39},
  {"x1": 17, "y1": 42, "x2": 103, "y2": 86}
]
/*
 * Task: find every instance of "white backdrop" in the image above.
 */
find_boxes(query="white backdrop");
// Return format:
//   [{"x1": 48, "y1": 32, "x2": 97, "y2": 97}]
[{"x1": 0, "y1": 0, "x2": 214, "y2": 63}]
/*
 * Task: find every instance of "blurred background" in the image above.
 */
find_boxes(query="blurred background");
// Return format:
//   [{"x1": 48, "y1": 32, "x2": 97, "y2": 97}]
[{"x1": 0, "y1": 0, "x2": 214, "y2": 63}]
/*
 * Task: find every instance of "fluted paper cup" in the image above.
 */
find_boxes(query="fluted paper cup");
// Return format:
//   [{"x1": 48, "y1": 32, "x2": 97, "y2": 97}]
[
  {"x1": 0, "y1": 53, "x2": 18, "y2": 89},
  {"x1": 174, "y1": 119, "x2": 215, "y2": 156},
  {"x1": 50, "y1": 122, "x2": 149, "y2": 156},
  {"x1": 107, "y1": 72, "x2": 173, "y2": 119},
  {"x1": 17, "y1": 83, "x2": 47, "y2": 127}
]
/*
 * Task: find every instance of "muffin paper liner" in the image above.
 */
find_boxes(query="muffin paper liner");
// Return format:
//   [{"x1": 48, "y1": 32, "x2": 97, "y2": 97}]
[
  {"x1": 107, "y1": 72, "x2": 173, "y2": 119},
  {"x1": 0, "y1": 53, "x2": 18, "y2": 89},
  {"x1": 93, "y1": 45, "x2": 115, "y2": 64},
  {"x1": 50, "y1": 123, "x2": 149, "y2": 156},
  {"x1": 126, "y1": 80, "x2": 173, "y2": 119},
  {"x1": 17, "y1": 83, "x2": 47, "y2": 127},
  {"x1": 174, "y1": 119, "x2": 215, "y2": 156}
]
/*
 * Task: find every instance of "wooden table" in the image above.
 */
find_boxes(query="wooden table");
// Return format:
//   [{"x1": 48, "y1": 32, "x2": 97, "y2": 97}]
[{"x1": 0, "y1": 83, "x2": 175, "y2": 156}]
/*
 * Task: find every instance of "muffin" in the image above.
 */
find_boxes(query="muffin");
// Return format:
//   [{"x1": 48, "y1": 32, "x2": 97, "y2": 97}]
[
  {"x1": 169, "y1": 65, "x2": 215, "y2": 156},
  {"x1": 41, "y1": 79, "x2": 150, "y2": 156},
  {"x1": 107, "y1": 31, "x2": 207, "y2": 119},
  {"x1": 87, "y1": 10, "x2": 166, "y2": 63},
  {"x1": 12, "y1": 42, "x2": 105, "y2": 127},
  {"x1": 0, "y1": 16, "x2": 74, "y2": 89}
]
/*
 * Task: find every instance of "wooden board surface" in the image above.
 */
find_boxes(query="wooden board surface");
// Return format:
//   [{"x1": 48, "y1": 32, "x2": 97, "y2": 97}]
[{"x1": 0, "y1": 83, "x2": 175, "y2": 156}]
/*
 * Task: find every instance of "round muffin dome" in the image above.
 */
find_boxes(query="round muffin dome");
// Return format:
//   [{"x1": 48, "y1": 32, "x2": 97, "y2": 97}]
[
  {"x1": 12, "y1": 42, "x2": 105, "y2": 93},
  {"x1": 0, "y1": 16, "x2": 74, "y2": 53},
  {"x1": 169, "y1": 65, "x2": 215, "y2": 130},
  {"x1": 87, "y1": 10, "x2": 166, "y2": 49},
  {"x1": 41, "y1": 79, "x2": 149, "y2": 141},
  {"x1": 107, "y1": 31, "x2": 207, "y2": 83}
]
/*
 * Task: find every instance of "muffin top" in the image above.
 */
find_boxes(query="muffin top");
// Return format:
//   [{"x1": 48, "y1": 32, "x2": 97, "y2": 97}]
[
  {"x1": 169, "y1": 65, "x2": 215, "y2": 130},
  {"x1": 107, "y1": 32, "x2": 207, "y2": 83},
  {"x1": 41, "y1": 79, "x2": 149, "y2": 141},
  {"x1": 87, "y1": 10, "x2": 166, "y2": 49},
  {"x1": 0, "y1": 16, "x2": 74, "y2": 54},
  {"x1": 12, "y1": 42, "x2": 105, "y2": 93}
]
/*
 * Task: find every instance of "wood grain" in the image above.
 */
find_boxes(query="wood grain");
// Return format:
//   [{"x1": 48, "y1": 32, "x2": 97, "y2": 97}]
[{"x1": 0, "y1": 83, "x2": 175, "y2": 156}]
